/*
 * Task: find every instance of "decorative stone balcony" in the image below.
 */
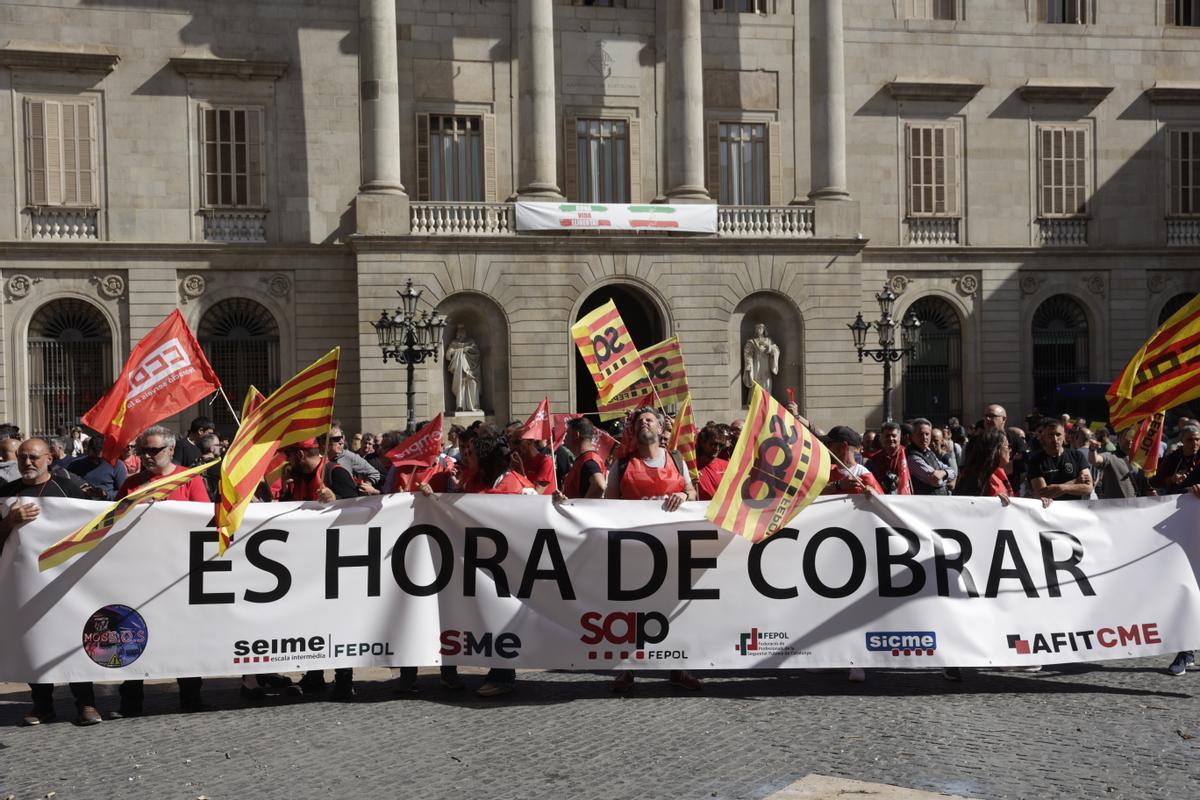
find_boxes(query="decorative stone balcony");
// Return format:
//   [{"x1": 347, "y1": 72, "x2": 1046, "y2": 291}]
[
  {"x1": 1037, "y1": 217, "x2": 1088, "y2": 246},
  {"x1": 23, "y1": 207, "x2": 99, "y2": 240},
  {"x1": 716, "y1": 205, "x2": 814, "y2": 238},
  {"x1": 410, "y1": 202, "x2": 513, "y2": 235},
  {"x1": 1166, "y1": 217, "x2": 1200, "y2": 246},
  {"x1": 906, "y1": 217, "x2": 960, "y2": 246},
  {"x1": 202, "y1": 210, "x2": 268, "y2": 243},
  {"x1": 408, "y1": 202, "x2": 817, "y2": 238}
]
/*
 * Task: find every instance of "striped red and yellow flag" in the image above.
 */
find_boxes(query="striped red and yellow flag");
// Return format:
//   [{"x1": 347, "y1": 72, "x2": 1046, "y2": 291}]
[
  {"x1": 1107, "y1": 293, "x2": 1200, "y2": 431},
  {"x1": 1129, "y1": 411, "x2": 1166, "y2": 478},
  {"x1": 217, "y1": 348, "x2": 340, "y2": 554},
  {"x1": 668, "y1": 393, "x2": 700, "y2": 481},
  {"x1": 599, "y1": 336, "x2": 691, "y2": 420},
  {"x1": 571, "y1": 300, "x2": 649, "y2": 403},
  {"x1": 705, "y1": 384, "x2": 830, "y2": 543},
  {"x1": 38, "y1": 460, "x2": 221, "y2": 571},
  {"x1": 241, "y1": 384, "x2": 267, "y2": 419}
]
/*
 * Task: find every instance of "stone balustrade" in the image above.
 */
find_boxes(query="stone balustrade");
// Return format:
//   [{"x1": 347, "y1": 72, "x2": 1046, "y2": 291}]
[
  {"x1": 202, "y1": 210, "x2": 268, "y2": 243},
  {"x1": 716, "y1": 205, "x2": 815, "y2": 238},
  {"x1": 410, "y1": 202, "x2": 514, "y2": 235},
  {"x1": 907, "y1": 217, "x2": 959, "y2": 246},
  {"x1": 24, "y1": 207, "x2": 99, "y2": 240},
  {"x1": 1166, "y1": 217, "x2": 1200, "y2": 246},
  {"x1": 1037, "y1": 217, "x2": 1088, "y2": 246}
]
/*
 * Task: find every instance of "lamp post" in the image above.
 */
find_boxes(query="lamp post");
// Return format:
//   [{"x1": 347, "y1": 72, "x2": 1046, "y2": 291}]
[
  {"x1": 848, "y1": 284, "x2": 922, "y2": 423},
  {"x1": 372, "y1": 279, "x2": 450, "y2": 434}
]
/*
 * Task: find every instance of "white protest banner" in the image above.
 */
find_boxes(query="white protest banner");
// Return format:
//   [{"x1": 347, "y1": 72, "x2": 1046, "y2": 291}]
[
  {"x1": 2, "y1": 495, "x2": 1199, "y2": 683},
  {"x1": 515, "y1": 201, "x2": 717, "y2": 233}
]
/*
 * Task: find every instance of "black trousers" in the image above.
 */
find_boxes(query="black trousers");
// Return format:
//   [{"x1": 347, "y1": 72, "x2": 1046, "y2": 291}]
[
  {"x1": 118, "y1": 677, "x2": 203, "y2": 709},
  {"x1": 29, "y1": 682, "x2": 95, "y2": 710}
]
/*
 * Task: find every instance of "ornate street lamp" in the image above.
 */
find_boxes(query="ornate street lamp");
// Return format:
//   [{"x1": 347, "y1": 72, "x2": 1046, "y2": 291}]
[
  {"x1": 847, "y1": 284, "x2": 922, "y2": 423},
  {"x1": 373, "y1": 279, "x2": 450, "y2": 433}
]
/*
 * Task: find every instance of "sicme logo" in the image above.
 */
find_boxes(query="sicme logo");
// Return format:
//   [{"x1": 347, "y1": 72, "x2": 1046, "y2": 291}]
[
  {"x1": 1007, "y1": 622, "x2": 1161, "y2": 655},
  {"x1": 735, "y1": 628, "x2": 797, "y2": 656},
  {"x1": 580, "y1": 610, "x2": 686, "y2": 661},
  {"x1": 865, "y1": 631, "x2": 938, "y2": 657},
  {"x1": 127, "y1": 339, "x2": 192, "y2": 400}
]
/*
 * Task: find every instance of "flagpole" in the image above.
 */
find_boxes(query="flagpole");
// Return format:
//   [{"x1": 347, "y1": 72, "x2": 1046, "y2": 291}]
[{"x1": 216, "y1": 388, "x2": 242, "y2": 427}]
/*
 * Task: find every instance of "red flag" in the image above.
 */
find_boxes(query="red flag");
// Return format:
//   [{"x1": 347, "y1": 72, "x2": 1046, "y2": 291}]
[
  {"x1": 552, "y1": 413, "x2": 582, "y2": 450},
  {"x1": 1129, "y1": 411, "x2": 1166, "y2": 478},
  {"x1": 593, "y1": 428, "x2": 618, "y2": 462},
  {"x1": 385, "y1": 414, "x2": 444, "y2": 467},
  {"x1": 553, "y1": 412, "x2": 617, "y2": 462},
  {"x1": 82, "y1": 310, "x2": 221, "y2": 463},
  {"x1": 520, "y1": 397, "x2": 552, "y2": 441}
]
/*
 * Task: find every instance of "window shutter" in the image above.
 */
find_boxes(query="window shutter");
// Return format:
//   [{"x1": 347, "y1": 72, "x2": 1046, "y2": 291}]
[
  {"x1": 76, "y1": 102, "x2": 97, "y2": 207},
  {"x1": 767, "y1": 120, "x2": 782, "y2": 206},
  {"x1": 1036, "y1": 125, "x2": 1047, "y2": 217},
  {"x1": 415, "y1": 112, "x2": 430, "y2": 201},
  {"x1": 945, "y1": 124, "x2": 960, "y2": 216},
  {"x1": 904, "y1": 123, "x2": 915, "y2": 216},
  {"x1": 482, "y1": 112, "x2": 498, "y2": 202},
  {"x1": 44, "y1": 100, "x2": 63, "y2": 206},
  {"x1": 706, "y1": 121, "x2": 721, "y2": 202},
  {"x1": 1076, "y1": 127, "x2": 1089, "y2": 214},
  {"x1": 563, "y1": 115, "x2": 579, "y2": 201},
  {"x1": 1166, "y1": 0, "x2": 1176, "y2": 25},
  {"x1": 1168, "y1": 129, "x2": 1179, "y2": 215},
  {"x1": 627, "y1": 117, "x2": 642, "y2": 203},
  {"x1": 25, "y1": 99, "x2": 48, "y2": 206},
  {"x1": 62, "y1": 103, "x2": 78, "y2": 205},
  {"x1": 247, "y1": 108, "x2": 264, "y2": 207}
]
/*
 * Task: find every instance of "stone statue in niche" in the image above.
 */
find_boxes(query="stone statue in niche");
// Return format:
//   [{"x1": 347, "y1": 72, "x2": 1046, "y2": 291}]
[
  {"x1": 742, "y1": 323, "x2": 780, "y2": 396},
  {"x1": 446, "y1": 325, "x2": 483, "y2": 414}
]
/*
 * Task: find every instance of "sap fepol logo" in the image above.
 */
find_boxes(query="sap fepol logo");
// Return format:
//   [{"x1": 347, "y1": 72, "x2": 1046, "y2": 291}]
[{"x1": 865, "y1": 630, "x2": 937, "y2": 657}]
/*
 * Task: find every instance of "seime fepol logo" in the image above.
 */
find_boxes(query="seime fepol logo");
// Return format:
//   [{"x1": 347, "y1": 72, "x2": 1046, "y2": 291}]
[
  {"x1": 233, "y1": 635, "x2": 326, "y2": 664},
  {"x1": 865, "y1": 630, "x2": 937, "y2": 656}
]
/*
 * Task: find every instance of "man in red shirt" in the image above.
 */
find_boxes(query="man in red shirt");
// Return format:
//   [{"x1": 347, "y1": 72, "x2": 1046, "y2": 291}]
[
  {"x1": 695, "y1": 424, "x2": 729, "y2": 501},
  {"x1": 821, "y1": 426, "x2": 882, "y2": 497},
  {"x1": 513, "y1": 434, "x2": 554, "y2": 493},
  {"x1": 558, "y1": 417, "x2": 606, "y2": 499},
  {"x1": 604, "y1": 406, "x2": 701, "y2": 692},
  {"x1": 866, "y1": 421, "x2": 912, "y2": 495},
  {"x1": 109, "y1": 426, "x2": 210, "y2": 719}
]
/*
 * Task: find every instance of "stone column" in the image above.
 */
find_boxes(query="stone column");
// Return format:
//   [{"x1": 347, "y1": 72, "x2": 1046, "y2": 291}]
[
  {"x1": 355, "y1": 0, "x2": 409, "y2": 234},
  {"x1": 809, "y1": 0, "x2": 849, "y2": 201},
  {"x1": 517, "y1": 0, "x2": 562, "y2": 199},
  {"x1": 665, "y1": 0, "x2": 709, "y2": 202}
]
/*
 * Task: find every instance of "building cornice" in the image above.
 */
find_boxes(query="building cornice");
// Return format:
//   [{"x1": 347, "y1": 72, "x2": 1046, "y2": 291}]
[
  {"x1": 346, "y1": 234, "x2": 870, "y2": 257},
  {"x1": 1147, "y1": 81, "x2": 1200, "y2": 104},
  {"x1": 0, "y1": 40, "x2": 120, "y2": 73},
  {"x1": 1018, "y1": 78, "x2": 1113, "y2": 104},
  {"x1": 169, "y1": 56, "x2": 289, "y2": 81},
  {"x1": 0, "y1": 242, "x2": 347, "y2": 260},
  {"x1": 885, "y1": 77, "x2": 985, "y2": 103},
  {"x1": 863, "y1": 246, "x2": 1200, "y2": 260}
]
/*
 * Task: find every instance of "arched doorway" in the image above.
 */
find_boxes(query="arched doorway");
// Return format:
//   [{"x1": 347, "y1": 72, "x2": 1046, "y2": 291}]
[
  {"x1": 28, "y1": 299, "x2": 113, "y2": 436},
  {"x1": 1031, "y1": 294, "x2": 1089, "y2": 414},
  {"x1": 574, "y1": 283, "x2": 666, "y2": 415},
  {"x1": 902, "y1": 296, "x2": 962, "y2": 426},
  {"x1": 1158, "y1": 292, "x2": 1196, "y2": 326},
  {"x1": 199, "y1": 298, "x2": 280, "y2": 434}
]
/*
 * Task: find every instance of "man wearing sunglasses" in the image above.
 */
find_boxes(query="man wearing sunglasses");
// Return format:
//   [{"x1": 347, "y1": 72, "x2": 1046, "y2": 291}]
[
  {"x1": 108, "y1": 426, "x2": 212, "y2": 719},
  {"x1": 324, "y1": 423, "x2": 380, "y2": 495}
]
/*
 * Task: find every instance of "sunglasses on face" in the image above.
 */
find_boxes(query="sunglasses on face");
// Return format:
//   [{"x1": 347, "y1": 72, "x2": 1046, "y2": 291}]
[
  {"x1": 139, "y1": 446, "x2": 169, "y2": 457},
  {"x1": 329, "y1": 436, "x2": 344, "y2": 443}
]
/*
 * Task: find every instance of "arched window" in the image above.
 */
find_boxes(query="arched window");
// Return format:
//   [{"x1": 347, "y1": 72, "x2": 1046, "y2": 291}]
[
  {"x1": 199, "y1": 298, "x2": 280, "y2": 432},
  {"x1": 1032, "y1": 294, "x2": 1089, "y2": 413},
  {"x1": 28, "y1": 299, "x2": 112, "y2": 436},
  {"x1": 1158, "y1": 292, "x2": 1196, "y2": 326},
  {"x1": 902, "y1": 296, "x2": 962, "y2": 426}
]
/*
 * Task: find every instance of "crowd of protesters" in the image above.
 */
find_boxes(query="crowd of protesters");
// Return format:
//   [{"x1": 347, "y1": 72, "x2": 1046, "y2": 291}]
[{"x1": 2, "y1": 399, "x2": 1199, "y2": 727}]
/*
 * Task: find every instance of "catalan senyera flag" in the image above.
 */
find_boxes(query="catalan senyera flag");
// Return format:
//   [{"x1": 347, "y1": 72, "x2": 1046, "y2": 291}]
[
  {"x1": 705, "y1": 384, "x2": 831, "y2": 544},
  {"x1": 82, "y1": 310, "x2": 222, "y2": 464},
  {"x1": 386, "y1": 414, "x2": 443, "y2": 467},
  {"x1": 241, "y1": 385, "x2": 267, "y2": 419},
  {"x1": 668, "y1": 394, "x2": 700, "y2": 481},
  {"x1": 38, "y1": 460, "x2": 221, "y2": 571},
  {"x1": 1107, "y1": 293, "x2": 1200, "y2": 431},
  {"x1": 241, "y1": 384, "x2": 288, "y2": 487},
  {"x1": 599, "y1": 337, "x2": 691, "y2": 421},
  {"x1": 217, "y1": 348, "x2": 340, "y2": 554},
  {"x1": 571, "y1": 300, "x2": 649, "y2": 403},
  {"x1": 1129, "y1": 411, "x2": 1166, "y2": 478}
]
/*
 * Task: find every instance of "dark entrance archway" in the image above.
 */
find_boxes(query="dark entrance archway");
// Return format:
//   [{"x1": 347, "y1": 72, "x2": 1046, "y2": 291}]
[{"x1": 574, "y1": 283, "x2": 666, "y2": 415}]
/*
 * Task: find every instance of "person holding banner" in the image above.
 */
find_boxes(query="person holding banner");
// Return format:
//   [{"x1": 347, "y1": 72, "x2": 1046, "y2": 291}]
[
  {"x1": 604, "y1": 406, "x2": 701, "y2": 692},
  {"x1": 866, "y1": 422, "x2": 912, "y2": 495},
  {"x1": 952, "y1": 429, "x2": 1014, "y2": 502},
  {"x1": 1150, "y1": 424, "x2": 1200, "y2": 496},
  {"x1": 695, "y1": 424, "x2": 730, "y2": 501},
  {"x1": 1026, "y1": 418, "x2": 1093, "y2": 505},
  {"x1": 821, "y1": 427, "x2": 882, "y2": 497},
  {"x1": 558, "y1": 417, "x2": 606, "y2": 499},
  {"x1": 1, "y1": 438, "x2": 102, "y2": 727}
]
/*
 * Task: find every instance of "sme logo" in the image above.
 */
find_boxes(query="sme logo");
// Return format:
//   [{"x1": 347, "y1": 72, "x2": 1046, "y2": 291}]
[{"x1": 865, "y1": 630, "x2": 937, "y2": 657}]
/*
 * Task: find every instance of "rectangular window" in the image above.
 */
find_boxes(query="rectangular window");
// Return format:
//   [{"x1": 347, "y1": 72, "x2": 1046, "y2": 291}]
[
  {"x1": 1168, "y1": 0, "x2": 1200, "y2": 25},
  {"x1": 906, "y1": 123, "x2": 961, "y2": 216},
  {"x1": 713, "y1": 0, "x2": 769, "y2": 13},
  {"x1": 200, "y1": 106, "x2": 264, "y2": 208},
  {"x1": 1037, "y1": 125, "x2": 1090, "y2": 217},
  {"x1": 907, "y1": 0, "x2": 959, "y2": 19},
  {"x1": 24, "y1": 98, "x2": 99, "y2": 207},
  {"x1": 426, "y1": 114, "x2": 483, "y2": 202},
  {"x1": 717, "y1": 122, "x2": 767, "y2": 205},
  {"x1": 1040, "y1": 0, "x2": 1090, "y2": 23},
  {"x1": 1167, "y1": 129, "x2": 1200, "y2": 215},
  {"x1": 575, "y1": 119, "x2": 629, "y2": 203}
]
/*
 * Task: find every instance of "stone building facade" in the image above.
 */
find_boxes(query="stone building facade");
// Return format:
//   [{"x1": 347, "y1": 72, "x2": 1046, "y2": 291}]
[{"x1": 1, "y1": 0, "x2": 1198, "y2": 438}]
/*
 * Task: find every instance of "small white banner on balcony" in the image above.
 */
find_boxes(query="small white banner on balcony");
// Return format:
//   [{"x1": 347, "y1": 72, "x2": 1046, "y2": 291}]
[{"x1": 515, "y1": 201, "x2": 717, "y2": 233}]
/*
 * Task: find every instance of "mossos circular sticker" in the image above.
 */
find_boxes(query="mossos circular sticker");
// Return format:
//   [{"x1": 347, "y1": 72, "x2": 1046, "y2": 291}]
[{"x1": 82, "y1": 605, "x2": 148, "y2": 668}]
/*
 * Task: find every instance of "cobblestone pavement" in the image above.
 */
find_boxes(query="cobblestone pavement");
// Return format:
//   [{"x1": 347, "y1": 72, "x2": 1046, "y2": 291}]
[{"x1": 1, "y1": 660, "x2": 1197, "y2": 800}]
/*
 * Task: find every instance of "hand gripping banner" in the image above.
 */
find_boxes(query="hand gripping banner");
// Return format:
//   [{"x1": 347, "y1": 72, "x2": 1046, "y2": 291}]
[{"x1": 4, "y1": 494, "x2": 1199, "y2": 682}]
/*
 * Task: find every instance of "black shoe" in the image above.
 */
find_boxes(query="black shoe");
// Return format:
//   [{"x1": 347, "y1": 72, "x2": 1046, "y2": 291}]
[
  {"x1": 298, "y1": 674, "x2": 327, "y2": 694},
  {"x1": 331, "y1": 682, "x2": 356, "y2": 702},
  {"x1": 943, "y1": 667, "x2": 963, "y2": 682},
  {"x1": 179, "y1": 695, "x2": 208, "y2": 713},
  {"x1": 74, "y1": 705, "x2": 103, "y2": 726},
  {"x1": 105, "y1": 703, "x2": 143, "y2": 721}
]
